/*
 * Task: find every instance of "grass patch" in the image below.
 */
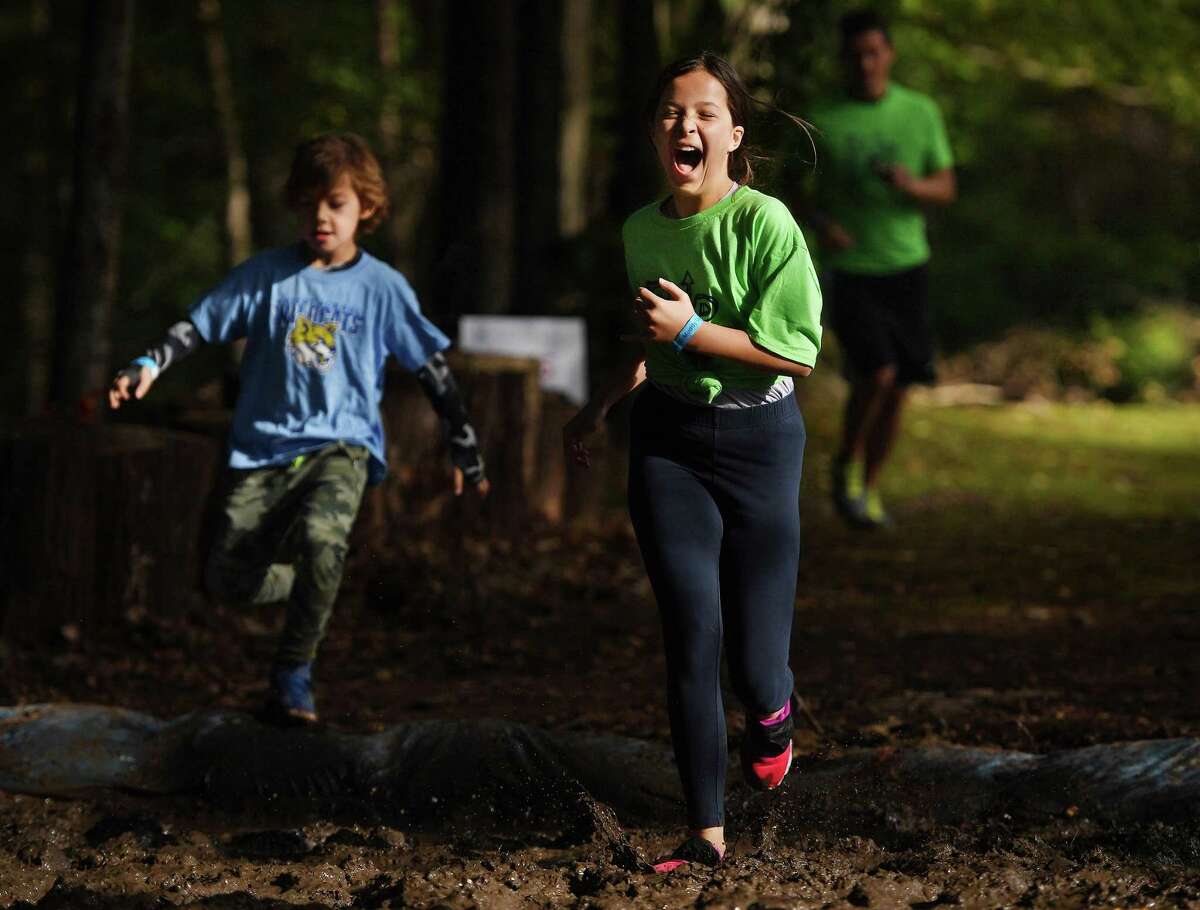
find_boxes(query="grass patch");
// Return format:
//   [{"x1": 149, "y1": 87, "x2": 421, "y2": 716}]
[
  {"x1": 795, "y1": 380, "x2": 1200, "y2": 623},
  {"x1": 799, "y1": 380, "x2": 1200, "y2": 521}
]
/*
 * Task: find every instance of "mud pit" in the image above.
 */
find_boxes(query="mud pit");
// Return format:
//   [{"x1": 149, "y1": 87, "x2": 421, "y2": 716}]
[
  {"x1": 5, "y1": 706, "x2": 1200, "y2": 907},
  {"x1": 3, "y1": 503, "x2": 1200, "y2": 907}
]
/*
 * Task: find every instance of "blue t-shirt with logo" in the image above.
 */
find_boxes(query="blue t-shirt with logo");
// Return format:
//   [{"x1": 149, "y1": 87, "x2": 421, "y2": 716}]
[{"x1": 189, "y1": 245, "x2": 449, "y2": 484}]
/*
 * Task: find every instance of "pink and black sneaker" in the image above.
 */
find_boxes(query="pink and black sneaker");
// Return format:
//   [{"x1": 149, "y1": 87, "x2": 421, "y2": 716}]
[
  {"x1": 740, "y1": 694, "x2": 796, "y2": 790},
  {"x1": 651, "y1": 836, "x2": 725, "y2": 874}
]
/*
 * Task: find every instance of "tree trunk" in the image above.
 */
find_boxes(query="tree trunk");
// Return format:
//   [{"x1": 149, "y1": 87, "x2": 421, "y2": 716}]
[
  {"x1": 197, "y1": 0, "x2": 252, "y2": 268},
  {"x1": 559, "y1": 0, "x2": 592, "y2": 239},
  {"x1": 610, "y1": 0, "x2": 662, "y2": 218},
  {"x1": 433, "y1": 0, "x2": 517, "y2": 323},
  {"x1": 51, "y1": 0, "x2": 135, "y2": 419},
  {"x1": 515, "y1": 0, "x2": 564, "y2": 313},
  {"x1": 376, "y1": 0, "x2": 401, "y2": 156},
  {"x1": 394, "y1": 0, "x2": 443, "y2": 287},
  {"x1": 0, "y1": 421, "x2": 221, "y2": 643},
  {"x1": 375, "y1": 0, "x2": 405, "y2": 267},
  {"x1": 18, "y1": 0, "x2": 53, "y2": 416}
]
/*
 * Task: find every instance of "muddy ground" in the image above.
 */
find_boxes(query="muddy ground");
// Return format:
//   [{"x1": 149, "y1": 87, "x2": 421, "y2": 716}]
[{"x1": 3, "y1": 409, "x2": 1200, "y2": 908}]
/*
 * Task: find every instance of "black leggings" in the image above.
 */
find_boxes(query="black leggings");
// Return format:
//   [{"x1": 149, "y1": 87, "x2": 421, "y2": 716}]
[{"x1": 628, "y1": 385, "x2": 805, "y2": 828}]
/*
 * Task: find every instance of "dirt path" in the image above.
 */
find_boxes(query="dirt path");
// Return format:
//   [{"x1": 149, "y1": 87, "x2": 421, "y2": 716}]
[{"x1": 3, "y1": 400, "x2": 1199, "y2": 907}]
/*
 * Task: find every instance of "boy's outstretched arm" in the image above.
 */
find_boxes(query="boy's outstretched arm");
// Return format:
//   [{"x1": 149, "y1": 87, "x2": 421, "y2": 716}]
[
  {"x1": 415, "y1": 352, "x2": 488, "y2": 496},
  {"x1": 109, "y1": 320, "x2": 204, "y2": 409}
]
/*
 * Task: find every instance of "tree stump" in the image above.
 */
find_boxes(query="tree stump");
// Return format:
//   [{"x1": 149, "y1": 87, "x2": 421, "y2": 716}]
[
  {"x1": 356, "y1": 352, "x2": 546, "y2": 549},
  {"x1": 0, "y1": 356, "x2": 598, "y2": 641},
  {"x1": 0, "y1": 420, "x2": 220, "y2": 643}
]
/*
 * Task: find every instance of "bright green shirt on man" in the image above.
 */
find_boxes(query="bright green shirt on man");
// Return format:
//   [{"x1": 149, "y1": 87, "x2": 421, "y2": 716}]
[
  {"x1": 809, "y1": 83, "x2": 953, "y2": 274},
  {"x1": 622, "y1": 187, "x2": 823, "y2": 404}
]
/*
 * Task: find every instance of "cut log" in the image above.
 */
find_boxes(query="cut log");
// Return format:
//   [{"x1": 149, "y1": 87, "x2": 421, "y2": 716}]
[
  {"x1": 7, "y1": 704, "x2": 1200, "y2": 838},
  {"x1": 357, "y1": 352, "x2": 546, "y2": 549},
  {"x1": 0, "y1": 420, "x2": 221, "y2": 642},
  {"x1": 0, "y1": 704, "x2": 680, "y2": 839}
]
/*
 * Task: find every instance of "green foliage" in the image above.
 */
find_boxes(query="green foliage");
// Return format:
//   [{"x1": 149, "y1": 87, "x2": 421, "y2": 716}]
[
  {"x1": 765, "y1": 0, "x2": 1200, "y2": 351},
  {"x1": 1094, "y1": 305, "x2": 1200, "y2": 401},
  {"x1": 110, "y1": 1, "x2": 440, "y2": 347},
  {"x1": 940, "y1": 301, "x2": 1200, "y2": 401},
  {"x1": 7, "y1": 0, "x2": 1200, "y2": 414}
]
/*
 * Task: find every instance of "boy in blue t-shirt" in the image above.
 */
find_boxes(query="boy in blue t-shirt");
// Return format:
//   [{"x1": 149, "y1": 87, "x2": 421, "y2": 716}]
[{"x1": 110, "y1": 133, "x2": 489, "y2": 724}]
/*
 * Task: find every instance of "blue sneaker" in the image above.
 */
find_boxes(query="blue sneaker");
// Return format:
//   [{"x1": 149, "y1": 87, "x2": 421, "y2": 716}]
[{"x1": 268, "y1": 662, "x2": 318, "y2": 724}]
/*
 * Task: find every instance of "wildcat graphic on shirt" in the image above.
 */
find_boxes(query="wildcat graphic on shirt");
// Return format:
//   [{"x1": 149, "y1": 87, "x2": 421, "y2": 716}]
[{"x1": 288, "y1": 314, "x2": 339, "y2": 372}]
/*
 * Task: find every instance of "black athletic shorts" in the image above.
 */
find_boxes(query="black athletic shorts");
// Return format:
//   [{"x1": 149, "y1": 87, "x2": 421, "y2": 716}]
[{"x1": 829, "y1": 265, "x2": 936, "y2": 386}]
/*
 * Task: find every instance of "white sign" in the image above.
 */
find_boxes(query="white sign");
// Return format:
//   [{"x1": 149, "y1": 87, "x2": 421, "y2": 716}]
[{"x1": 458, "y1": 316, "x2": 589, "y2": 405}]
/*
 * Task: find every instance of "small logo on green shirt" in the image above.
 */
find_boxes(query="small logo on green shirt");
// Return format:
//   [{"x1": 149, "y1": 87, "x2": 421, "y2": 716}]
[{"x1": 650, "y1": 270, "x2": 720, "y2": 322}]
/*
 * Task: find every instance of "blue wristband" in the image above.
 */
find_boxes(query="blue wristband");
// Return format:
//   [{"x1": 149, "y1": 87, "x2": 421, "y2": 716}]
[
  {"x1": 672, "y1": 314, "x2": 704, "y2": 352},
  {"x1": 131, "y1": 356, "x2": 159, "y2": 378}
]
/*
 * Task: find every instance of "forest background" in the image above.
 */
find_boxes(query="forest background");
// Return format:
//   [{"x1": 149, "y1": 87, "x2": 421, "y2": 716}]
[
  {"x1": 6, "y1": 0, "x2": 1200, "y2": 419},
  {"x1": 4, "y1": 7, "x2": 1200, "y2": 904}
]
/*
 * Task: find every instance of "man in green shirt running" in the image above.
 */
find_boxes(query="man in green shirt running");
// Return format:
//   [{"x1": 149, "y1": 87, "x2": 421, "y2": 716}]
[{"x1": 805, "y1": 9, "x2": 956, "y2": 528}]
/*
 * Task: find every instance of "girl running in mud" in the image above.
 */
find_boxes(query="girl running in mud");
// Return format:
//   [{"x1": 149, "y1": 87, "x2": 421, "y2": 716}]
[{"x1": 563, "y1": 53, "x2": 822, "y2": 872}]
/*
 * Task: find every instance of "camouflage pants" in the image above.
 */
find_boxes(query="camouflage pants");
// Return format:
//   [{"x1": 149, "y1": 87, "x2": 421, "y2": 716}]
[{"x1": 205, "y1": 442, "x2": 369, "y2": 665}]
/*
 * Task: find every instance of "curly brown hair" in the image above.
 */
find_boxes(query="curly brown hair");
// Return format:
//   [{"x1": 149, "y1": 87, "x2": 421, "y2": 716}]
[{"x1": 283, "y1": 133, "x2": 391, "y2": 235}]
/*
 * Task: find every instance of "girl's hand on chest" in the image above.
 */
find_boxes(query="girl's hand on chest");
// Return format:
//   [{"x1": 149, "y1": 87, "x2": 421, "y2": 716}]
[{"x1": 626, "y1": 278, "x2": 695, "y2": 343}]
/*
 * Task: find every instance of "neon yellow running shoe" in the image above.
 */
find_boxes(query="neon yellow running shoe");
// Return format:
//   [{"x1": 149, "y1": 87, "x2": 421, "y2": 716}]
[
  {"x1": 845, "y1": 460, "x2": 864, "y2": 502},
  {"x1": 862, "y1": 487, "x2": 893, "y2": 529},
  {"x1": 832, "y1": 458, "x2": 866, "y2": 523}
]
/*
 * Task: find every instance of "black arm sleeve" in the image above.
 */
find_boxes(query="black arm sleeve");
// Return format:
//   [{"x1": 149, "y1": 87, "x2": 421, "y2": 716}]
[
  {"x1": 415, "y1": 352, "x2": 487, "y2": 485},
  {"x1": 116, "y1": 320, "x2": 204, "y2": 384}
]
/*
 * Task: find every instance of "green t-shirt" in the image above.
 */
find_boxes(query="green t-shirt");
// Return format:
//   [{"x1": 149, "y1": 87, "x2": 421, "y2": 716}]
[
  {"x1": 622, "y1": 187, "x2": 823, "y2": 404},
  {"x1": 809, "y1": 83, "x2": 953, "y2": 274}
]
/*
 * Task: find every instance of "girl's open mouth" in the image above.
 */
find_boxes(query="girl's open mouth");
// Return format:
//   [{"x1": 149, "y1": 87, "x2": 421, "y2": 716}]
[{"x1": 672, "y1": 146, "x2": 703, "y2": 176}]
